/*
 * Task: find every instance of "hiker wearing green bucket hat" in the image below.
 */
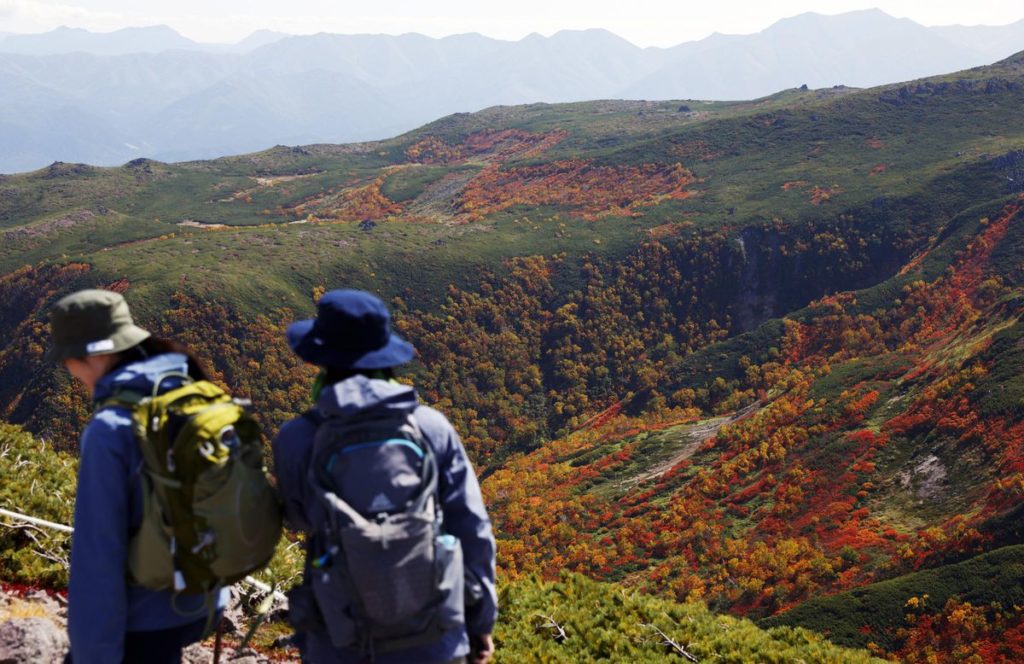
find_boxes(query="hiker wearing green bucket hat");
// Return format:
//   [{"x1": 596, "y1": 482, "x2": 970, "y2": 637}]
[
  {"x1": 273, "y1": 289, "x2": 498, "y2": 664},
  {"x1": 49, "y1": 289, "x2": 231, "y2": 664}
]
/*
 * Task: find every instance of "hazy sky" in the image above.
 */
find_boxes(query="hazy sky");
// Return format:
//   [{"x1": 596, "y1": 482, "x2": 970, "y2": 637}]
[{"x1": 1, "y1": 0, "x2": 1023, "y2": 46}]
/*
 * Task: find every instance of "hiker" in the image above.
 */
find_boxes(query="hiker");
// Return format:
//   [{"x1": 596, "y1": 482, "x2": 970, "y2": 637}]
[
  {"x1": 273, "y1": 289, "x2": 498, "y2": 664},
  {"x1": 49, "y1": 289, "x2": 231, "y2": 664}
]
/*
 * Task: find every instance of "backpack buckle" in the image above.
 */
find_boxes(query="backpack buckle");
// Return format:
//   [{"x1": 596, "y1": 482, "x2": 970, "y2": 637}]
[
  {"x1": 191, "y1": 530, "x2": 216, "y2": 555},
  {"x1": 198, "y1": 440, "x2": 218, "y2": 463}
]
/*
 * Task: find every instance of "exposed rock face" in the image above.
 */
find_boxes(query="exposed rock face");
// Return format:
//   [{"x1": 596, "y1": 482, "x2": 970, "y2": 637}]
[
  {"x1": 0, "y1": 617, "x2": 68, "y2": 664},
  {"x1": 878, "y1": 77, "x2": 1021, "y2": 105},
  {"x1": 992, "y1": 150, "x2": 1024, "y2": 194}
]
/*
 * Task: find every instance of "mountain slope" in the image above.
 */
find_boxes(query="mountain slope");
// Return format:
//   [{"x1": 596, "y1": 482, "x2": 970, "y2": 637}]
[
  {"x1": 760, "y1": 544, "x2": 1024, "y2": 653},
  {"x1": 0, "y1": 50, "x2": 1023, "y2": 662}
]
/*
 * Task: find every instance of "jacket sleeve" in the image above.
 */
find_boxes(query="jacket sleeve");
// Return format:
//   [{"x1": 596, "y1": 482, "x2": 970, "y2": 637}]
[
  {"x1": 67, "y1": 408, "x2": 133, "y2": 664},
  {"x1": 271, "y1": 418, "x2": 314, "y2": 532},
  {"x1": 429, "y1": 413, "x2": 498, "y2": 636}
]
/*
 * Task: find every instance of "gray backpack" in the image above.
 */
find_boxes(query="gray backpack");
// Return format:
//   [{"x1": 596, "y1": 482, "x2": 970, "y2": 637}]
[{"x1": 305, "y1": 408, "x2": 465, "y2": 654}]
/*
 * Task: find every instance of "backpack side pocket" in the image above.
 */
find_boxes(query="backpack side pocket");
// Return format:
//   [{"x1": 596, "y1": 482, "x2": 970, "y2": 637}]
[
  {"x1": 192, "y1": 458, "x2": 282, "y2": 580},
  {"x1": 127, "y1": 475, "x2": 175, "y2": 589},
  {"x1": 434, "y1": 533, "x2": 465, "y2": 631}
]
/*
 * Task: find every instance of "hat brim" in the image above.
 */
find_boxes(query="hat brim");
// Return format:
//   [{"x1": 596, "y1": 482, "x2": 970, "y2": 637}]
[
  {"x1": 285, "y1": 318, "x2": 316, "y2": 356},
  {"x1": 286, "y1": 319, "x2": 415, "y2": 369},
  {"x1": 47, "y1": 324, "x2": 150, "y2": 363}
]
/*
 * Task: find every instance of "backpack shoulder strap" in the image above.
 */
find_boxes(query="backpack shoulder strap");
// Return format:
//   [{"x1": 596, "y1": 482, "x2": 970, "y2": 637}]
[
  {"x1": 302, "y1": 408, "x2": 326, "y2": 426},
  {"x1": 96, "y1": 388, "x2": 145, "y2": 411}
]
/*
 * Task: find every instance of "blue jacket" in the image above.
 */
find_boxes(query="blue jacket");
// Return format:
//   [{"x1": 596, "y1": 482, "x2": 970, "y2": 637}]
[
  {"x1": 273, "y1": 376, "x2": 498, "y2": 664},
  {"x1": 68, "y1": 353, "x2": 226, "y2": 664}
]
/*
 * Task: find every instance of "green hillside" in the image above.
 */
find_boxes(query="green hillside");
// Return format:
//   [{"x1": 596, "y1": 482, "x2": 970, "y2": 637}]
[
  {"x1": 2, "y1": 51, "x2": 1024, "y2": 662},
  {"x1": 761, "y1": 544, "x2": 1024, "y2": 651}
]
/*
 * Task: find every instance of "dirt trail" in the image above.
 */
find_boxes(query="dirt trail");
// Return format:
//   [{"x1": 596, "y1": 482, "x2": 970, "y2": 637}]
[{"x1": 620, "y1": 401, "x2": 761, "y2": 489}]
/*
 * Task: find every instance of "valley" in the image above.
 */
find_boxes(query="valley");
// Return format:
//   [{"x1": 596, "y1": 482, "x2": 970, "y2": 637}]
[{"x1": 2, "y1": 50, "x2": 1024, "y2": 661}]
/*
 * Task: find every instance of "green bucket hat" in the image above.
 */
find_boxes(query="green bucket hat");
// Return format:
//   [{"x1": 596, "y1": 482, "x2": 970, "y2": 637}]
[{"x1": 47, "y1": 289, "x2": 150, "y2": 363}]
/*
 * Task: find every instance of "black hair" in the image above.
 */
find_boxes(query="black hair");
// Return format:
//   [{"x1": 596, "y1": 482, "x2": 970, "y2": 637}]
[
  {"x1": 323, "y1": 366, "x2": 396, "y2": 384},
  {"x1": 116, "y1": 336, "x2": 211, "y2": 381}
]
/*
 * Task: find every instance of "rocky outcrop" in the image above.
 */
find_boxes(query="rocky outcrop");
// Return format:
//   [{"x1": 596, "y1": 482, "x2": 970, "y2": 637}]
[
  {"x1": 183, "y1": 642, "x2": 274, "y2": 663},
  {"x1": 992, "y1": 150, "x2": 1024, "y2": 194},
  {"x1": 0, "y1": 590, "x2": 67, "y2": 664},
  {"x1": 878, "y1": 77, "x2": 1022, "y2": 105},
  {"x1": 0, "y1": 586, "x2": 285, "y2": 663},
  {"x1": 0, "y1": 617, "x2": 67, "y2": 664},
  {"x1": 724, "y1": 223, "x2": 906, "y2": 332}
]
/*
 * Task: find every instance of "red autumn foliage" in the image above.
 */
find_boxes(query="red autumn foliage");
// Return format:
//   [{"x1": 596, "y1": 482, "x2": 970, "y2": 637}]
[{"x1": 457, "y1": 160, "x2": 696, "y2": 221}]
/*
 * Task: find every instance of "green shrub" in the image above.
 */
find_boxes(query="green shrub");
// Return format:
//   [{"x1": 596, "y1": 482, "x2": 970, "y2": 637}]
[
  {"x1": 495, "y1": 573, "x2": 884, "y2": 663},
  {"x1": 0, "y1": 423, "x2": 77, "y2": 587}
]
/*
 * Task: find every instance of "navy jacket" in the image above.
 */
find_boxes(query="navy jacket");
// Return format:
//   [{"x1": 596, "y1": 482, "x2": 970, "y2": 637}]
[
  {"x1": 272, "y1": 376, "x2": 498, "y2": 664},
  {"x1": 68, "y1": 353, "x2": 226, "y2": 664}
]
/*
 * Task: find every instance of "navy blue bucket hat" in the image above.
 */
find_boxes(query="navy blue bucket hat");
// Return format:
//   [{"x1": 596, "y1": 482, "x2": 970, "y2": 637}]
[{"x1": 286, "y1": 289, "x2": 415, "y2": 369}]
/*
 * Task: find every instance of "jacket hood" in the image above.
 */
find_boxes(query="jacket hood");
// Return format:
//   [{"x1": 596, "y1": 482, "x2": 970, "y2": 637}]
[
  {"x1": 93, "y1": 352, "x2": 191, "y2": 402},
  {"x1": 316, "y1": 374, "x2": 418, "y2": 420}
]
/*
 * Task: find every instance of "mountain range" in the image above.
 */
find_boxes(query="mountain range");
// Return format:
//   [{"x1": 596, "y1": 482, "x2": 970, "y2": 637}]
[
  {"x1": 0, "y1": 25, "x2": 289, "y2": 55},
  {"x1": 1, "y1": 9, "x2": 1023, "y2": 173}
]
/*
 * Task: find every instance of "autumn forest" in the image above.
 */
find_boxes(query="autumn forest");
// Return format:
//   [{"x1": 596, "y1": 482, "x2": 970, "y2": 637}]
[{"x1": 2, "y1": 48, "x2": 1024, "y2": 662}]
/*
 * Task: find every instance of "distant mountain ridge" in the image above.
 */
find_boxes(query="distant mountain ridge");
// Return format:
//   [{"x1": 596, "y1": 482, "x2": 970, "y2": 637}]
[
  {"x1": 934, "y1": 19, "x2": 1024, "y2": 61},
  {"x1": 0, "y1": 24, "x2": 288, "y2": 55},
  {"x1": 1, "y1": 9, "x2": 1022, "y2": 173}
]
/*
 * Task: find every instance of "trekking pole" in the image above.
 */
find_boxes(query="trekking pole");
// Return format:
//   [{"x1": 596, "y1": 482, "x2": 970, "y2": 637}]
[
  {"x1": 213, "y1": 616, "x2": 224, "y2": 664},
  {"x1": 238, "y1": 589, "x2": 277, "y2": 652}
]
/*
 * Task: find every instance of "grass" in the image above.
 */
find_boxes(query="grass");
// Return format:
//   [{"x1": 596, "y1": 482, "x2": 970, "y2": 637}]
[
  {"x1": 0, "y1": 596, "x2": 53, "y2": 622},
  {"x1": 380, "y1": 163, "x2": 479, "y2": 202}
]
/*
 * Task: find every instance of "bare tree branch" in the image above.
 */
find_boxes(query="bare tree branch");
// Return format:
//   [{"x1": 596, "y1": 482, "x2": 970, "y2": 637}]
[
  {"x1": 641, "y1": 623, "x2": 699, "y2": 662},
  {"x1": 536, "y1": 614, "x2": 568, "y2": 642},
  {"x1": 23, "y1": 529, "x2": 70, "y2": 568}
]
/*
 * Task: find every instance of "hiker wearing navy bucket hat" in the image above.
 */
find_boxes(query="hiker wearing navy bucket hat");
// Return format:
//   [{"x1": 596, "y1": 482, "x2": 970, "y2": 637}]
[
  {"x1": 273, "y1": 289, "x2": 498, "y2": 664},
  {"x1": 285, "y1": 289, "x2": 415, "y2": 371}
]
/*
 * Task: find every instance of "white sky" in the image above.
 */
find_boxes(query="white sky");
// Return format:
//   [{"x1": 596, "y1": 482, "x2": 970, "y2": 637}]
[{"x1": 1, "y1": 0, "x2": 1023, "y2": 46}]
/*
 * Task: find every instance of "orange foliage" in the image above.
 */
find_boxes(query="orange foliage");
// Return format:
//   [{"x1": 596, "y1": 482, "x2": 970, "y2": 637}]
[
  {"x1": 308, "y1": 174, "x2": 403, "y2": 221},
  {"x1": 405, "y1": 129, "x2": 567, "y2": 165},
  {"x1": 809, "y1": 185, "x2": 842, "y2": 205},
  {"x1": 458, "y1": 160, "x2": 696, "y2": 221},
  {"x1": 896, "y1": 599, "x2": 1024, "y2": 663}
]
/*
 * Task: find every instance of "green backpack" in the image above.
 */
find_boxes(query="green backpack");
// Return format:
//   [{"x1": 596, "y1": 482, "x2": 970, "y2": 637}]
[{"x1": 103, "y1": 373, "x2": 282, "y2": 595}]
